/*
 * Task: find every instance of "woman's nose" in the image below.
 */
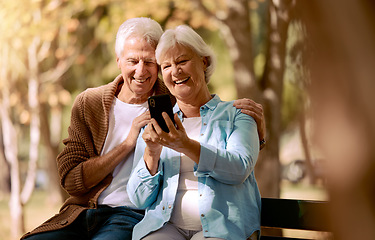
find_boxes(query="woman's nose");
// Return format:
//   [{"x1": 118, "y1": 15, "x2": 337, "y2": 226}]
[{"x1": 172, "y1": 65, "x2": 181, "y2": 76}]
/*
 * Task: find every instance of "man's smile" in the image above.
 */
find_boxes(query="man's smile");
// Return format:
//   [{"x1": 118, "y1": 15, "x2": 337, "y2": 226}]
[{"x1": 133, "y1": 78, "x2": 149, "y2": 83}]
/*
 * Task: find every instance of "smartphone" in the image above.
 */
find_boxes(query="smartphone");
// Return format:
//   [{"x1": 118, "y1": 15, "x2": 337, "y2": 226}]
[{"x1": 148, "y1": 94, "x2": 175, "y2": 132}]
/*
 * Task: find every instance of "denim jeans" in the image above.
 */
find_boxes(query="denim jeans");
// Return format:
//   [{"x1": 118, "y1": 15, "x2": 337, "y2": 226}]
[{"x1": 25, "y1": 206, "x2": 144, "y2": 240}]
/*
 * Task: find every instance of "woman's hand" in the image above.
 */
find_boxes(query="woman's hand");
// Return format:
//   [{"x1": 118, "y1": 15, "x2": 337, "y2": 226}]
[{"x1": 145, "y1": 113, "x2": 201, "y2": 166}]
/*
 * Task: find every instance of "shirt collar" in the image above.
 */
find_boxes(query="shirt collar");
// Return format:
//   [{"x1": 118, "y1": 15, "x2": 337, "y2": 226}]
[{"x1": 174, "y1": 94, "x2": 221, "y2": 118}]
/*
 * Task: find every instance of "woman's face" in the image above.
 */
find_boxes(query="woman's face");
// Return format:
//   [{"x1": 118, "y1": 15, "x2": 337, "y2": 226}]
[{"x1": 159, "y1": 44, "x2": 208, "y2": 103}]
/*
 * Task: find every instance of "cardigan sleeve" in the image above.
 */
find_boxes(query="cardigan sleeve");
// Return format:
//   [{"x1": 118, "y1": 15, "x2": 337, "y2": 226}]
[{"x1": 57, "y1": 91, "x2": 98, "y2": 196}]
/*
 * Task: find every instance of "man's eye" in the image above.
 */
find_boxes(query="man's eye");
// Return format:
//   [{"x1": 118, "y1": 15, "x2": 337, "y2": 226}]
[{"x1": 127, "y1": 60, "x2": 138, "y2": 65}]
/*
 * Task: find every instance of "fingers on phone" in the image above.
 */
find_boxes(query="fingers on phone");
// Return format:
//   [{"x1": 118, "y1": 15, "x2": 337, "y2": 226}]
[{"x1": 163, "y1": 112, "x2": 179, "y2": 131}]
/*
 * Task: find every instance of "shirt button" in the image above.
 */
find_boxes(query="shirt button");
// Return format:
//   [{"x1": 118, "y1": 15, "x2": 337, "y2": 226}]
[
  {"x1": 201, "y1": 133, "x2": 204, "y2": 136},
  {"x1": 203, "y1": 123, "x2": 207, "y2": 126},
  {"x1": 162, "y1": 206, "x2": 165, "y2": 210},
  {"x1": 201, "y1": 214, "x2": 205, "y2": 217},
  {"x1": 201, "y1": 107, "x2": 204, "y2": 110},
  {"x1": 168, "y1": 205, "x2": 172, "y2": 209}
]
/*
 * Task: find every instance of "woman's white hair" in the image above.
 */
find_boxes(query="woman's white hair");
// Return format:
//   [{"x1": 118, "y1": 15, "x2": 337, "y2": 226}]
[
  {"x1": 115, "y1": 17, "x2": 163, "y2": 57},
  {"x1": 155, "y1": 25, "x2": 217, "y2": 84}
]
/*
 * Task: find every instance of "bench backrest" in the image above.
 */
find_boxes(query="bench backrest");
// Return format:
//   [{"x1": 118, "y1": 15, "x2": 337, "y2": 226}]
[{"x1": 260, "y1": 198, "x2": 331, "y2": 240}]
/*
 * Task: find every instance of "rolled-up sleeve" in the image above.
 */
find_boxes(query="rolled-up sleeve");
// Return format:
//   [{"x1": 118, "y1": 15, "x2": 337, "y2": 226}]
[
  {"x1": 127, "y1": 135, "x2": 162, "y2": 209},
  {"x1": 195, "y1": 111, "x2": 259, "y2": 185}
]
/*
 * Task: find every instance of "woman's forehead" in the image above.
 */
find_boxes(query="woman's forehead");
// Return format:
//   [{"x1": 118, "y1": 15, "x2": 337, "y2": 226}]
[{"x1": 161, "y1": 44, "x2": 196, "y2": 60}]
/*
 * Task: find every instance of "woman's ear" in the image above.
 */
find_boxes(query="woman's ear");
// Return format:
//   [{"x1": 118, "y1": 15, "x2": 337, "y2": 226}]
[{"x1": 203, "y1": 56, "x2": 209, "y2": 71}]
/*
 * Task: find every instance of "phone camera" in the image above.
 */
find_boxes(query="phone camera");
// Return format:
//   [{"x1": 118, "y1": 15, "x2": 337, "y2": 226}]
[{"x1": 149, "y1": 98, "x2": 156, "y2": 107}]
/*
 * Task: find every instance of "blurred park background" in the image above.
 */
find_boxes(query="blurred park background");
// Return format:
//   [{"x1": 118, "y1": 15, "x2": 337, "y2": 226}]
[{"x1": 1, "y1": 0, "x2": 375, "y2": 240}]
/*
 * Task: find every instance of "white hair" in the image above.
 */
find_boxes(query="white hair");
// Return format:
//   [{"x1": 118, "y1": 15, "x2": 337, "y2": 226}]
[
  {"x1": 115, "y1": 17, "x2": 163, "y2": 57},
  {"x1": 155, "y1": 25, "x2": 217, "y2": 83}
]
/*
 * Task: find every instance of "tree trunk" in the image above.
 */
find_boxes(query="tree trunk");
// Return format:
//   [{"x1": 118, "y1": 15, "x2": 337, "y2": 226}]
[
  {"x1": 1, "y1": 84, "x2": 24, "y2": 239},
  {"x1": 1, "y1": 42, "x2": 24, "y2": 239},
  {"x1": 218, "y1": 0, "x2": 262, "y2": 101},
  {"x1": 20, "y1": 37, "x2": 41, "y2": 205},
  {"x1": 0, "y1": 121, "x2": 11, "y2": 197},
  {"x1": 256, "y1": 0, "x2": 295, "y2": 198},
  {"x1": 0, "y1": 48, "x2": 11, "y2": 198},
  {"x1": 299, "y1": 105, "x2": 316, "y2": 184},
  {"x1": 212, "y1": 0, "x2": 280, "y2": 197}
]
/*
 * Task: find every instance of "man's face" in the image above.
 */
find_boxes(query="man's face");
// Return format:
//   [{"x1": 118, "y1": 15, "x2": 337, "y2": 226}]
[{"x1": 117, "y1": 37, "x2": 158, "y2": 103}]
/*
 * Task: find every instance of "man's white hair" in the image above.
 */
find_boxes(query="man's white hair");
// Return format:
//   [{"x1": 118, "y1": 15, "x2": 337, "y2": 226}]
[{"x1": 115, "y1": 17, "x2": 163, "y2": 57}]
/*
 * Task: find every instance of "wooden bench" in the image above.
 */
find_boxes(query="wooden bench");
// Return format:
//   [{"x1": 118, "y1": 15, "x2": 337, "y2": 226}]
[{"x1": 260, "y1": 198, "x2": 331, "y2": 240}]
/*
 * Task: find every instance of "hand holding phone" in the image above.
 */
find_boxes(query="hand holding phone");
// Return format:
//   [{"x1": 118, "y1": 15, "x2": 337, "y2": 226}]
[{"x1": 148, "y1": 94, "x2": 175, "y2": 133}]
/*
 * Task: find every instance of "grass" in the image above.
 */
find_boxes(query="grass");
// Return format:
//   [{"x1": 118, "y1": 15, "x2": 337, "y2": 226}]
[
  {"x1": 0, "y1": 190, "x2": 60, "y2": 240},
  {"x1": 281, "y1": 179, "x2": 328, "y2": 201},
  {"x1": 0, "y1": 182, "x2": 328, "y2": 240}
]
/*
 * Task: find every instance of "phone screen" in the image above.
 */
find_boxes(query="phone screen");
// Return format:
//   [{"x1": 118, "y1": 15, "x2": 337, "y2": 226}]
[{"x1": 148, "y1": 94, "x2": 175, "y2": 132}]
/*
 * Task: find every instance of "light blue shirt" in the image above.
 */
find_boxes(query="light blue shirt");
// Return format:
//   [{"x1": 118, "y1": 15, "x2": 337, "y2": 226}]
[{"x1": 127, "y1": 95, "x2": 261, "y2": 240}]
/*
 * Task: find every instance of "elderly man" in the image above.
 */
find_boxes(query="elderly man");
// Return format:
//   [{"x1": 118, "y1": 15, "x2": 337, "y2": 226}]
[{"x1": 22, "y1": 17, "x2": 266, "y2": 240}]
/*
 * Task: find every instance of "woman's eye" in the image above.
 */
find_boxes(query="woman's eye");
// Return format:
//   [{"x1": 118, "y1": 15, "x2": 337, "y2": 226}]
[{"x1": 162, "y1": 65, "x2": 171, "y2": 70}]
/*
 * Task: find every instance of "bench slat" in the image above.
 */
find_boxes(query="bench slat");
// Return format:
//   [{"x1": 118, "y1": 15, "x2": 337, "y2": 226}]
[
  {"x1": 260, "y1": 236, "x2": 310, "y2": 240},
  {"x1": 260, "y1": 198, "x2": 331, "y2": 239}
]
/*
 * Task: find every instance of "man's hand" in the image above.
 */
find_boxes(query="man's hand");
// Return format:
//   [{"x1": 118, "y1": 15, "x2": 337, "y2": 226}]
[
  {"x1": 234, "y1": 98, "x2": 266, "y2": 143},
  {"x1": 142, "y1": 122, "x2": 163, "y2": 175},
  {"x1": 125, "y1": 111, "x2": 151, "y2": 148}
]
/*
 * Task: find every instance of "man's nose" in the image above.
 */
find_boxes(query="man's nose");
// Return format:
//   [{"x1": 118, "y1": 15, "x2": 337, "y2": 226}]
[{"x1": 135, "y1": 62, "x2": 147, "y2": 76}]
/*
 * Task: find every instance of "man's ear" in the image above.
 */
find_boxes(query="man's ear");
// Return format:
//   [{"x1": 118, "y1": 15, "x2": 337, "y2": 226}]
[{"x1": 116, "y1": 57, "x2": 121, "y2": 69}]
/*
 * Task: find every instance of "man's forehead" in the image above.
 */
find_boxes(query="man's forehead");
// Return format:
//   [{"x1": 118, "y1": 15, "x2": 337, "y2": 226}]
[
  {"x1": 122, "y1": 48, "x2": 156, "y2": 60},
  {"x1": 122, "y1": 39, "x2": 156, "y2": 58},
  {"x1": 124, "y1": 36, "x2": 156, "y2": 48},
  {"x1": 124, "y1": 53, "x2": 156, "y2": 61}
]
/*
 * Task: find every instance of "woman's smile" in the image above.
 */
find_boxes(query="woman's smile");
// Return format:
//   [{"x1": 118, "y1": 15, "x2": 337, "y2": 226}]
[{"x1": 173, "y1": 77, "x2": 190, "y2": 85}]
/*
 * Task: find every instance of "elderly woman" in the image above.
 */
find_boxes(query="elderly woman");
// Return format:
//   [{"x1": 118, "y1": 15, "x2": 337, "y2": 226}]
[{"x1": 127, "y1": 25, "x2": 261, "y2": 240}]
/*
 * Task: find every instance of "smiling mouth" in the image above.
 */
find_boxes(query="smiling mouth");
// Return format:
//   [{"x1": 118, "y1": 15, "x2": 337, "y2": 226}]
[
  {"x1": 174, "y1": 77, "x2": 190, "y2": 85},
  {"x1": 133, "y1": 78, "x2": 148, "y2": 83}
]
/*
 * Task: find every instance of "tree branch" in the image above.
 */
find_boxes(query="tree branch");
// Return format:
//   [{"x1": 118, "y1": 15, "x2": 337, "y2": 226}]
[{"x1": 190, "y1": 0, "x2": 219, "y2": 21}]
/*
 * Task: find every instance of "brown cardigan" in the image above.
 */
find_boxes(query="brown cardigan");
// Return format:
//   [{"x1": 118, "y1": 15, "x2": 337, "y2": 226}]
[{"x1": 22, "y1": 74, "x2": 173, "y2": 239}]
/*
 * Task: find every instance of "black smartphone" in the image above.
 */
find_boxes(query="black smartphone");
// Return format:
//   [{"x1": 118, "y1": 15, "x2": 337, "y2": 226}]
[{"x1": 148, "y1": 94, "x2": 175, "y2": 132}]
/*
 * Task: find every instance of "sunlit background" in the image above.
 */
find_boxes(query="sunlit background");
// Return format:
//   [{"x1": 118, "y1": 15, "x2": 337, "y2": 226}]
[{"x1": 2, "y1": 0, "x2": 374, "y2": 240}]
